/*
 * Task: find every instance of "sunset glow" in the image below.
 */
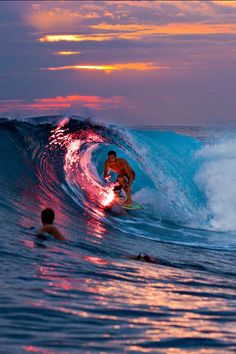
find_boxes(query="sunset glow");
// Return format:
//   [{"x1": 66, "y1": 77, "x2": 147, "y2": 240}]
[
  {"x1": 39, "y1": 34, "x2": 113, "y2": 42},
  {"x1": 0, "y1": 95, "x2": 125, "y2": 112},
  {"x1": 44, "y1": 62, "x2": 164, "y2": 73},
  {"x1": 92, "y1": 22, "x2": 236, "y2": 37},
  {"x1": 39, "y1": 22, "x2": 236, "y2": 45},
  {"x1": 2, "y1": 0, "x2": 236, "y2": 124},
  {"x1": 55, "y1": 51, "x2": 81, "y2": 56},
  {"x1": 47, "y1": 121, "x2": 116, "y2": 209}
]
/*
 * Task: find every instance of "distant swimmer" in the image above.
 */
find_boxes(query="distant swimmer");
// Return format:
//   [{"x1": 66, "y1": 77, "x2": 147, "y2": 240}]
[
  {"x1": 38, "y1": 208, "x2": 65, "y2": 241},
  {"x1": 104, "y1": 150, "x2": 135, "y2": 205},
  {"x1": 129, "y1": 253, "x2": 158, "y2": 264}
]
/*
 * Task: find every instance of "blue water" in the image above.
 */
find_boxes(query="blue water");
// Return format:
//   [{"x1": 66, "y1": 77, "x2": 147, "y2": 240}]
[{"x1": 0, "y1": 116, "x2": 235, "y2": 353}]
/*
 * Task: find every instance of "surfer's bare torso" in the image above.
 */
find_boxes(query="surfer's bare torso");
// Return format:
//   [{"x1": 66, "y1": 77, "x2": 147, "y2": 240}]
[{"x1": 104, "y1": 158, "x2": 134, "y2": 179}]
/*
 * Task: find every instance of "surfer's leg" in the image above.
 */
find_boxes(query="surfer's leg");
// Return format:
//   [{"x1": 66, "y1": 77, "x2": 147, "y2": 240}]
[
  {"x1": 117, "y1": 175, "x2": 132, "y2": 204},
  {"x1": 124, "y1": 172, "x2": 135, "y2": 204}
]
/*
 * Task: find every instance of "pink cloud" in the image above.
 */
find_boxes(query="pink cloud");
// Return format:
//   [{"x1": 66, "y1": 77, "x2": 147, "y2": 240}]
[{"x1": 0, "y1": 95, "x2": 125, "y2": 114}]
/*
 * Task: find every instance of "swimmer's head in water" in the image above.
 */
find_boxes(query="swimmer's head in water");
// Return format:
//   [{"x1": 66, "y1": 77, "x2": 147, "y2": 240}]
[
  {"x1": 41, "y1": 208, "x2": 55, "y2": 225},
  {"x1": 137, "y1": 252, "x2": 152, "y2": 263},
  {"x1": 108, "y1": 150, "x2": 117, "y2": 163}
]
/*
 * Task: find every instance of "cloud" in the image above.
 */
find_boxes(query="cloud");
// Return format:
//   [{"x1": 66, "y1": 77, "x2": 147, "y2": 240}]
[
  {"x1": 2, "y1": 1, "x2": 236, "y2": 125},
  {"x1": 38, "y1": 22, "x2": 236, "y2": 46},
  {"x1": 39, "y1": 34, "x2": 112, "y2": 43},
  {"x1": 42, "y1": 62, "x2": 166, "y2": 73},
  {"x1": 54, "y1": 51, "x2": 81, "y2": 56},
  {"x1": 26, "y1": 8, "x2": 83, "y2": 31},
  {"x1": 26, "y1": 1, "x2": 236, "y2": 34},
  {"x1": 91, "y1": 22, "x2": 236, "y2": 37},
  {"x1": 212, "y1": 0, "x2": 236, "y2": 8},
  {"x1": 0, "y1": 95, "x2": 125, "y2": 114}
]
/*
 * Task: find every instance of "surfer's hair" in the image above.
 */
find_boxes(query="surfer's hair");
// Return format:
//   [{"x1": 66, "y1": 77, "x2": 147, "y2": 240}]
[
  {"x1": 108, "y1": 150, "x2": 116, "y2": 157},
  {"x1": 41, "y1": 208, "x2": 55, "y2": 225}
]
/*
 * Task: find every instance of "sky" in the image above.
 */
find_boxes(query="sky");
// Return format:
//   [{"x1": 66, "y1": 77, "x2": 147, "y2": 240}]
[{"x1": 1, "y1": 0, "x2": 236, "y2": 125}]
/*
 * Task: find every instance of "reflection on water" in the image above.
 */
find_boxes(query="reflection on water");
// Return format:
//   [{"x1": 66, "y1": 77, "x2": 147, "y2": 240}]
[
  {"x1": 18, "y1": 251, "x2": 235, "y2": 352},
  {"x1": 83, "y1": 200, "x2": 107, "y2": 242},
  {"x1": 23, "y1": 345, "x2": 56, "y2": 354}
]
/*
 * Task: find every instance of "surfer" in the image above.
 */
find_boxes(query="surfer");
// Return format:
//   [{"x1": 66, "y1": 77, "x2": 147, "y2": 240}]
[
  {"x1": 38, "y1": 208, "x2": 65, "y2": 241},
  {"x1": 104, "y1": 150, "x2": 135, "y2": 205}
]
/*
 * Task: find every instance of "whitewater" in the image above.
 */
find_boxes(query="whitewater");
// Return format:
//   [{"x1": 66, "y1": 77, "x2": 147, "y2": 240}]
[{"x1": 0, "y1": 116, "x2": 235, "y2": 353}]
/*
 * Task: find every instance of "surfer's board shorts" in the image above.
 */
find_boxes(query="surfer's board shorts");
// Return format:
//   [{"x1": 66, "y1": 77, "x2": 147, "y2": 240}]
[
  {"x1": 113, "y1": 185, "x2": 122, "y2": 192},
  {"x1": 114, "y1": 171, "x2": 135, "y2": 192}
]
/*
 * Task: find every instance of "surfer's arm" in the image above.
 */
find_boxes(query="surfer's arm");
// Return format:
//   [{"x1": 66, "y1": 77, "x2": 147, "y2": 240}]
[{"x1": 103, "y1": 160, "x2": 110, "y2": 180}]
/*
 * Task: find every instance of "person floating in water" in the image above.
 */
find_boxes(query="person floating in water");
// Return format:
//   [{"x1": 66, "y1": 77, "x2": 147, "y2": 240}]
[
  {"x1": 38, "y1": 208, "x2": 65, "y2": 241},
  {"x1": 104, "y1": 150, "x2": 135, "y2": 205},
  {"x1": 128, "y1": 252, "x2": 159, "y2": 264}
]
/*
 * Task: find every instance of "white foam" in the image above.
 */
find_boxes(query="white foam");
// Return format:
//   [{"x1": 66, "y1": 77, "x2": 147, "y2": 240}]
[
  {"x1": 134, "y1": 186, "x2": 191, "y2": 221},
  {"x1": 195, "y1": 138, "x2": 236, "y2": 232}
]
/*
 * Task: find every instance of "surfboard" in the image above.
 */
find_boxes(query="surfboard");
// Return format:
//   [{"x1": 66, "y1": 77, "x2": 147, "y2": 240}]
[{"x1": 121, "y1": 201, "x2": 143, "y2": 210}]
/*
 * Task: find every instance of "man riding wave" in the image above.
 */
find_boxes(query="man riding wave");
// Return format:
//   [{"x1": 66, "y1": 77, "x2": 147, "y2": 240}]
[{"x1": 103, "y1": 150, "x2": 135, "y2": 205}]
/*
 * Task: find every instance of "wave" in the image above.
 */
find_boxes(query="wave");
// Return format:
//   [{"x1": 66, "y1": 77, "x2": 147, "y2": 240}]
[
  {"x1": 0, "y1": 116, "x2": 236, "y2": 248},
  {"x1": 195, "y1": 138, "x2": 236, "y2": 232}
]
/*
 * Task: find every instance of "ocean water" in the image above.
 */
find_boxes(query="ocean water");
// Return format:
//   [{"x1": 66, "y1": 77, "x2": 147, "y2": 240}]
[{"x1": 0, "y1": 116, "x2": 235, "y2": 353}]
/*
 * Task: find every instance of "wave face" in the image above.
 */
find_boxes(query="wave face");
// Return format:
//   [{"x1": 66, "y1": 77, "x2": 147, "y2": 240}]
[
  {"x1": 0, "y1": 116, "x2": 236, "y2": 353},
  {"x1": 1, "y1": 116, "x2": 236, "y2": 241}
]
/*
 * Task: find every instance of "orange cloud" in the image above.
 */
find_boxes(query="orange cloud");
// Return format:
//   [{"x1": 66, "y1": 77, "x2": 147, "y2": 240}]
[
  {"x1": 92, "y1": 22, "x2": 236, "y2": 37},
  {"x1": 43, "y1": 62, "x2": 165, "y2": 73},
  {"x1": 212, "y1": 0, "x2": 236, "y2": 7},
  {"x1": 39, "y1": 22, "x2": 236, "y2": 44},
  {"x1": 39, "y1": 34, "x2": 113, "y2": 42},
  {"x1": 26, "y1": 9, "x2": 82, "y2": 31},
  {"x1": 27, "y1": 1, "x2": 236, "y2": 36},
  {"x1": 55, "y1": 51, "x2": 81, "y2": 56},
  {"x1": 0, "y1": 95, "x2": 125, "y2": 113}
]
